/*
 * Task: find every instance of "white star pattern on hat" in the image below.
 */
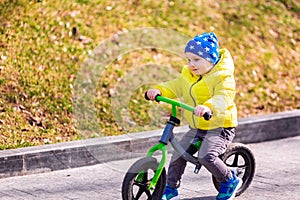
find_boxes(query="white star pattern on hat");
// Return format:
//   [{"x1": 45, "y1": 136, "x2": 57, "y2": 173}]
[
  {"x1": 198, "y1": 51, "x2": 203, "y2": 56},
  {"x1": 184, "y1": 32, "x2": 220, "y2": 65}
]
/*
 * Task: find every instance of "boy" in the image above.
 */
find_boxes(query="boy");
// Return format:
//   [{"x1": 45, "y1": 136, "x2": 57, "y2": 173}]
[{"x1": 146, "y1": 32, "x2": 242, "y2": 200}]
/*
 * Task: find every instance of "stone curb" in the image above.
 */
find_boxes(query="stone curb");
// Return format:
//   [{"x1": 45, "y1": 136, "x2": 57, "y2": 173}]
[{"x1": 0, "y1": 110, "x2": 300, "y2": 179}]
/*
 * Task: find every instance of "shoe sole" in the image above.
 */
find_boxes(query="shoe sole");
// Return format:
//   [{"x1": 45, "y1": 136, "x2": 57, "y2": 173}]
[
  {"x1": 161, "y1": 195, "x2": 179, "y2": 200},
  {"x1": 227, "y1": 177, "x2": 243, "y2": 200}
]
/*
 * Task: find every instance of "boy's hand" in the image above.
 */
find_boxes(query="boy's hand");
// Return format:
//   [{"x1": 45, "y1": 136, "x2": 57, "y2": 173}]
[
  {"x1": 146, "y1": 89, "x2": 161, "y2": 100},
  {"x1": 194, "y1": 105, "x2": 211, "y2": 117}
]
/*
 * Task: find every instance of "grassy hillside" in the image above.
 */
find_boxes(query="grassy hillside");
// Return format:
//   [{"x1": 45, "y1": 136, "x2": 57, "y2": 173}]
[{"x1": 0, "y1": 0, "x2": 299, "y2": 149}]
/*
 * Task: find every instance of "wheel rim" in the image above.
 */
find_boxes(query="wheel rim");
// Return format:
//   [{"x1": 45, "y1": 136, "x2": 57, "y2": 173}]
[
  {"x1": 122, "y1": 157, "x2": 166, "y2": 200},
  {"x1": 212, "y1": 146, "x2": 255, "y2": 196},
  {"x1": 131, "y1": 170, "x2": 155, "y2": 200},
  {"x1": 222, "y1": 148, "x2": 255, "y2": 195}
]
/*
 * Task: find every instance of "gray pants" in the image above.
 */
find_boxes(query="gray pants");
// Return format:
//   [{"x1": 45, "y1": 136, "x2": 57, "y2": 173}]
[{"x1": 167, "y1": 127, "x2": 235, "y2": 188}]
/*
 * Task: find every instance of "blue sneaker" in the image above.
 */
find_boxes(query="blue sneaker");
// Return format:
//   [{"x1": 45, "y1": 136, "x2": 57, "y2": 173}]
[
  {"x1": 161, "y1": 184, "x2": 179, "y2": 200},
  {"x1": 216, "y1": 171, "x2": 243, "y2": 200}
]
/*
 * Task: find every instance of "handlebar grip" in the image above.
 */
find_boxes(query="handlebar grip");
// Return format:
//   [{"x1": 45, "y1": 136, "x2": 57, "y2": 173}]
[
  {"x1": 154, "y1": 94, "x2": 161, "y2": 102},
  {"x1": 144, "y1": 92, "x2": 161, "y2": 102},
  {"x1": 144, "y1": 92, "x2": 150, "y2": 100},
  {"x1": 203, "y1": 112, "x2": 212, "y2": 121}
]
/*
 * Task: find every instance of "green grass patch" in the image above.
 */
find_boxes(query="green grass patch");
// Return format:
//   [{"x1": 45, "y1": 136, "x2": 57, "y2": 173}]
[{"x1": 0, "y1": 0, "x2": 299, "y2": 149}]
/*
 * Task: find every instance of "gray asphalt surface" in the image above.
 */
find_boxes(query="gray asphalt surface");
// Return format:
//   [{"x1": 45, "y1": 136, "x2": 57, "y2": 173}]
[{"x1": 0, "y1": 136, "x2": 299, "y2": 200}]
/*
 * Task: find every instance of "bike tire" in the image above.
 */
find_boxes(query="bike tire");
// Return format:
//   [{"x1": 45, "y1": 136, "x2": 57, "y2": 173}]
[
  {"x1": 122, "y1": 157, "x2": 166, "y2": 200},
  {"x1": 212, "y1": 143, "x2": 255, "y2": 196}
]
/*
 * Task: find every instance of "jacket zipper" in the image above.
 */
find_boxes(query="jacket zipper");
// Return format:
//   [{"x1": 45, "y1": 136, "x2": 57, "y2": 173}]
[{"x1": 189, "y1": 75, "x2": 202, "y2": 128}]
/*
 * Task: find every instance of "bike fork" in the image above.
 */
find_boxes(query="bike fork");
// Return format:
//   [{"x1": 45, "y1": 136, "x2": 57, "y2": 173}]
[
  {"x1": 145, "y1": 143, "x2": 167, "y2": 191},
  {"x1": 144, "y1": 119, "x2": 177, "y2": 191}
]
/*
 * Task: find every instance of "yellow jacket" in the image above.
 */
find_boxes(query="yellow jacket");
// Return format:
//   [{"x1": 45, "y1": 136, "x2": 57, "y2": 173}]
[{"x1": 155, "y1": 48, "x2": 238, "y2": 130}]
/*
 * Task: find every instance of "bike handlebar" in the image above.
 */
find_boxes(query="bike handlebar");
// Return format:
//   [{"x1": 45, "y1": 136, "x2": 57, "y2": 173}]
[{"x1": 145, "y1": 93, "x2": 212, "y2": 121}]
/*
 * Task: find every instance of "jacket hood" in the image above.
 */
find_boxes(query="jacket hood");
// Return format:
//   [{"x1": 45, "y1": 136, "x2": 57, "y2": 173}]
[{"x1": 210, "y1": 48, "x2": 235, "y2": 74}]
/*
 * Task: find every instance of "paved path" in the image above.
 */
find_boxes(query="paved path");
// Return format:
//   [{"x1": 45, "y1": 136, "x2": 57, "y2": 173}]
[{"x1": 0, "y1": 136, "x2": 299, "y2": 200}]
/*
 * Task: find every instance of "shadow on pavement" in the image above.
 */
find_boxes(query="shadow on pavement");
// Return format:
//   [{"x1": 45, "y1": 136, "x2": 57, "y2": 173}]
[{"x1": 182, "y1": 196, "x2": 216, "y2": 200}]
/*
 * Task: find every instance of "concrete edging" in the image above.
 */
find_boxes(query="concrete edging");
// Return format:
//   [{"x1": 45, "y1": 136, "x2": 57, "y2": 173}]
[{"x1": 0, "y1": 110, "x2": 300, "y2": 179}]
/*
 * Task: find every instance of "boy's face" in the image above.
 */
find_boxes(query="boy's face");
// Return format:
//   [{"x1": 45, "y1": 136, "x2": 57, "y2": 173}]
[{"x1": 185, "y1": 52, "x2": 214, "y2": 76}]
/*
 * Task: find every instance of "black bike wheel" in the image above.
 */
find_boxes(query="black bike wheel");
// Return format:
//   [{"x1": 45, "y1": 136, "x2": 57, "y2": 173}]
[
  {"x1": 122, "y1": 157, "x2": 166, "y2": 200},
  {"x1": 212, "y1": 143, "x2": 255, "y2": 196}
]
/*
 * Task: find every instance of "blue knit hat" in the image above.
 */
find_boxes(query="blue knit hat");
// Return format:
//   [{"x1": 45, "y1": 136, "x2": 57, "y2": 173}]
[{"x1": 184, "y1": 32, "x2": 220, "y2": 65}]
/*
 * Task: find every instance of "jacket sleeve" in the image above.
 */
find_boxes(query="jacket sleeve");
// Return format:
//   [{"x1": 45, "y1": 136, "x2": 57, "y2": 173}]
[
  {"x1": 203, "y1": 74, "x2": 236, "y2": 117},
  {"x1": 154, "y1": 75, "x2": 183, "y2": 99}
]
